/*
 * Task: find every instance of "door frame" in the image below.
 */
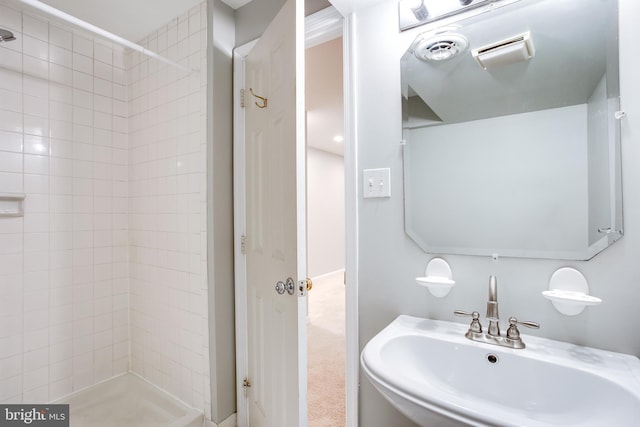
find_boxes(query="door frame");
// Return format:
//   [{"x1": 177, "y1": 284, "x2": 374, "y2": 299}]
[
  {"x1": 233, "y1": 7, "x2": 358, "y2": 427},
  {"x1": 232, "y1": 37, "x2": 256, "y2": 427}
]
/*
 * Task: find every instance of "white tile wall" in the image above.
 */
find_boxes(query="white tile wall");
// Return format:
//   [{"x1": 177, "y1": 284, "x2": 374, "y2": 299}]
[
  {"x1": 0, "y1": 4, "x2": 129, "y2": 403},
  {"x1": 0, "y1": 0, "x2": 209, "y2": 412},
  {"x1": 127, "y1": 3, "x2": 210, "y2": 415}
]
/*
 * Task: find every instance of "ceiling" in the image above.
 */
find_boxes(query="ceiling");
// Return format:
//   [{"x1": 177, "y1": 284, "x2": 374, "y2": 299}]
[
  {"x1": 326, "y1": 0, "x2": 381, "y2": 16},
  {"x1": 220, "y1": 0, "x2": 253, "y2": 8}
]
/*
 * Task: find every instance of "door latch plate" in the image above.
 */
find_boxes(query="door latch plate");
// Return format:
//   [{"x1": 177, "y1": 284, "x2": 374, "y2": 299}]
[{"x1": 298, "y1": 280, "x2": 307, "y2": 297}]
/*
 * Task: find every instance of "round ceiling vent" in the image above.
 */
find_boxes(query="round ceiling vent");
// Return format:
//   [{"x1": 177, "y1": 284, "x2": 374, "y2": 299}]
[{"x1": 414, "y1": 33, "x2": 469, "y2": 62}]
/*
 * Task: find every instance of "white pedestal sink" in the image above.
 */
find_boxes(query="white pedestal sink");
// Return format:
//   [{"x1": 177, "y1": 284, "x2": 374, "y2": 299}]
[{"x1": 361, "y1": 315, "x2": 640, "y2": 427}]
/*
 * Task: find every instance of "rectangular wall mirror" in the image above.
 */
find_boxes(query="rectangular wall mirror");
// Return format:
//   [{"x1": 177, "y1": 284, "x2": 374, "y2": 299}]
[{"x1": 401, "y1": 0, "x2": 623, "y2": 260}]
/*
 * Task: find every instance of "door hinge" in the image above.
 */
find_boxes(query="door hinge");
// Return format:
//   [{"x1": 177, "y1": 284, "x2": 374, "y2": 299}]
[
  {"x1": 240, "y1": 88, "x2": 245, "y2": 108},
  {"x1": 240, "y1": 234, "x2": 246, "y2": 255},
  {"x1": 242, "y1": 377, "x2": 251, "y2": 397}
]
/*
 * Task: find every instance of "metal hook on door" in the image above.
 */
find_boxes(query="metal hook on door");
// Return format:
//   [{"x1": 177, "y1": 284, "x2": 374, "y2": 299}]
[{"x1": 249, "y1": 88, "x2": 268, "y2": 108}]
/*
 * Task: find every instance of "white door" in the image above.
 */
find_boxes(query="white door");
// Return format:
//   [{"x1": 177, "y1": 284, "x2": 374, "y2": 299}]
[{"x1": 242, "y1": 0, "x2": 306, "y2": 426}]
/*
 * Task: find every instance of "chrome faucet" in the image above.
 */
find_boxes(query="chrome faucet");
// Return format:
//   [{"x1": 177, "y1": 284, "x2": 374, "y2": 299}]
[
  {"x1": 454, "y1": 275, "x2": 540, "y2": 349},
  {"x1": 486, "y1": 275, "x2": 500, "y2": 337}
]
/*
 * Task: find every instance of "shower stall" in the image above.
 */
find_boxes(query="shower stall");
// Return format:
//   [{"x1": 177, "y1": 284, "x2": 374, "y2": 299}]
[{"x1": 0, "y1": 0, "x2": 213, "y2": 425}]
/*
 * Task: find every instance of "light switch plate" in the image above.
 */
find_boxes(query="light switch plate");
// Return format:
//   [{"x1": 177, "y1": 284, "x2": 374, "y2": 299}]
[{"x1": 363, "y1": 168, "x2": 391, "y2": 198}]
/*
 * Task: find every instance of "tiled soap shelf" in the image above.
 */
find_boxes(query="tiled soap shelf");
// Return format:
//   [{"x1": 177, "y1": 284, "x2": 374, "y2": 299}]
[{"x1": 0, "y1": 193, "x2": 26, "y2": 217}]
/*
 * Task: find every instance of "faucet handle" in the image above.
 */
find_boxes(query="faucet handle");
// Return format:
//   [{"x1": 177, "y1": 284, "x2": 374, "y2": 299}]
[
  {"x1": 506, "y1": 316, "x2": 540, "y2": 340},
  {"x1": 454, "y1": 310, "x2": 482, "y2": 333},
  {"x1": 454, "y1": 309, "x2": 478, "y2": 318}
]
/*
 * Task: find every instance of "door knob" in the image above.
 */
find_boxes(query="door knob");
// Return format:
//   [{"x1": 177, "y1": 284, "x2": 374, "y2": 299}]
[
  {"x1": 285, "y1": 277, "x2": 296, "y2": 295},
  {"x1": 306, "y1": 278, "x2": 313, "y2": 292},
  {"x1": 275, "y1": 278, "x2": 296, "y2": 295}
]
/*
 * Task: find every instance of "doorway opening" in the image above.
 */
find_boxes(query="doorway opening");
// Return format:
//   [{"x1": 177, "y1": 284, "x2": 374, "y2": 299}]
[
  {"x1": 233, "y1": 4, "x2": 353, "y2": 425},
  {"x1": 306, "y1": 35, "x2": 346, "y2": 426}
]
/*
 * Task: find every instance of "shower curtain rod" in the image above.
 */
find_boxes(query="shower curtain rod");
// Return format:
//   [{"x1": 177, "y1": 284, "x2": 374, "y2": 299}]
[{"x1": 17, "y1": 0, "x2": 195, "y2": 73}]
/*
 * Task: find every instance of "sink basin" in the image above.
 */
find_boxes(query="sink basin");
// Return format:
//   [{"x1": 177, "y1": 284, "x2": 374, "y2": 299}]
[{"x1": 361, "y1": 315, "x2": 640, "y2": 427}]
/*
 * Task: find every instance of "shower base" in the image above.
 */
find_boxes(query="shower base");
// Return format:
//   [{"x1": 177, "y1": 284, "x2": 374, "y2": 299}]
[{"x1": 54, "y1": 374, "x2": 203, "y2": 427}]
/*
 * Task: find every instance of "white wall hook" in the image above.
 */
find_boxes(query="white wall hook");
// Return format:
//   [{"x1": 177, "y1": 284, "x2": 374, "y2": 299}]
[{"x1": 416, "y1": 257, "x2": 455, "y2": 297}]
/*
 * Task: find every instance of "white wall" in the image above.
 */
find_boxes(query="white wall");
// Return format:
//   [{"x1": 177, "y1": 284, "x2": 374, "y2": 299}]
[
  {"x1": 354, "y1": 1, "x2": 640, "y2": 426},
  {"x1": 307, "y1": 147, "x2": 345, "y2": 278},
  {"x1": 0, "y1": 5, "x2": 129, "y2": 403},
  {"x1": 235, "y1": 0, "x2": 286, "y2": 46},
  {"x1": 207, "y1": 0, "x2": 237, "y2": 422},
  {"x1": 127, "y1": 3, "x2": 211, "y2": 414}
]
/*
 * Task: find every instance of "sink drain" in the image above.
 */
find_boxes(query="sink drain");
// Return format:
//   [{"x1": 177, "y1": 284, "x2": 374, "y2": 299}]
[{"x1": 486, "y1": 354, "x2": 499, "y2": 364}]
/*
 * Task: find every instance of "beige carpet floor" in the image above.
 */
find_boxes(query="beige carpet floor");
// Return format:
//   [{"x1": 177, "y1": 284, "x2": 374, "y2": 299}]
[{"x1": 307, "y1": 272, "x2": 346, "y2": 427}]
